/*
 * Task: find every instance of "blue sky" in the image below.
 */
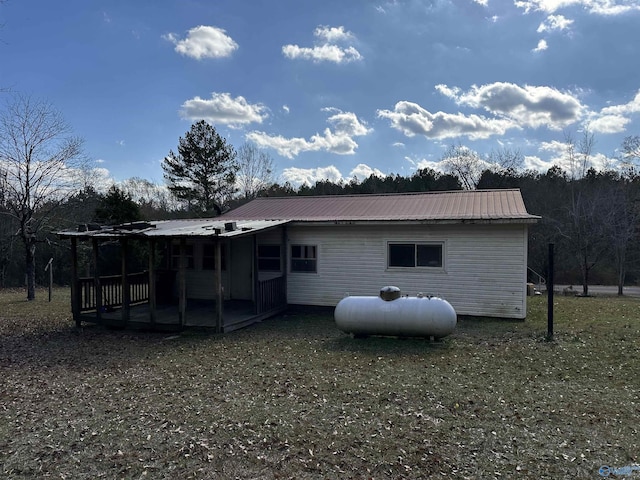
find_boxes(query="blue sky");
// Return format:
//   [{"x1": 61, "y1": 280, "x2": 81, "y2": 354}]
[{"x1": 2, "y1": 0, "x2": 640, "y2": 187}]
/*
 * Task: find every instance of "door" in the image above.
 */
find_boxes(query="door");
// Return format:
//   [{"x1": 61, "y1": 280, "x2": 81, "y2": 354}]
[{"x1": 230, "y1": 236, "x2": 253, "y2": 300}]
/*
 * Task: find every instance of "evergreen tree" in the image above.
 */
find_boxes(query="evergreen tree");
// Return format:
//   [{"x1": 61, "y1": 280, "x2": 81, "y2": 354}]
[
  {"x1": 94, "y1": 185, "x2": 142, "y2": 225},
  {"x1": 162, "y1": 121, "x2": 238, "y2": 216}
]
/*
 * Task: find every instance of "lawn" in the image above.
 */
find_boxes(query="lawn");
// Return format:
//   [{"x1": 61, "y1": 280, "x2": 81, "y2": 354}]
[{"x1": 1, "y1": 288, "x2": 639, "y2": 479}]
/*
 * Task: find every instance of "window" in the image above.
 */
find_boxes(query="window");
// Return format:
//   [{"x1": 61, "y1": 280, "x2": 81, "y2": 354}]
[
  {"x1": 291, "y1": 245, "x2": 317, "y2": 272},
  {"x1": 202, "y1": 243, "x2": 226, "y2": 270},
  {"x1": 388, "y1": 243, "x2": 443, "y2": 268},
  {"x1": 171, "y1": 244, "x2": 194, "y2": 269},
  {"x1": 258, "y1": 244, "x2": 281, "y2": 271}
]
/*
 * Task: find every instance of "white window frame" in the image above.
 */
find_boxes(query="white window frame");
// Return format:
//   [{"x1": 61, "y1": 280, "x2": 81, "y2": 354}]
[
  {"x1": 257, "y1": 244, "x2": 282, "y2": 272},
  {"x1": 386, "y1": 241, "x2": 445, "y2": 270},
  {"x1": 290, "y1": 244, "x2": 318, "y2": 273}
]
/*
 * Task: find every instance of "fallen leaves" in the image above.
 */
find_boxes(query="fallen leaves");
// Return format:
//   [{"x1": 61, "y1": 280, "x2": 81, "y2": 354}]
[{"x1": 0, "y1": 289, "x2": 639, "y2": 478}]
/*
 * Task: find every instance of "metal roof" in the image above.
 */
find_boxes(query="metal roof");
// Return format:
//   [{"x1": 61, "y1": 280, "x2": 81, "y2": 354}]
[
  {"x1": 221, "y1": 189, "x2": 539, "y2": 223},
  {"x1": 59, "y1": 219, "x2": 290, "y2": 239},
  {"x1": 58, "y1": 190, "x2": 538, "y2": 240}
]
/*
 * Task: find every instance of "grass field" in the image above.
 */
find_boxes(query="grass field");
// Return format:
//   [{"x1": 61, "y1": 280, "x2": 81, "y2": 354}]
[{"x1": 1, "y1": 288, "x2": 639, "y2": 479}]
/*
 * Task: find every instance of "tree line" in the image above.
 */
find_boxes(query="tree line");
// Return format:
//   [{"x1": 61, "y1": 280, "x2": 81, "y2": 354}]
[{"x1": 1, "y1": 95, "x2": 639, "y2": 298}]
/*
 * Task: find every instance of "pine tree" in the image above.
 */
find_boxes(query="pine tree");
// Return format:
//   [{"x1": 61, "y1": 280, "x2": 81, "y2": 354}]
[{"x1": 162, "y1": 121, "x2": 238, "y2": 215}]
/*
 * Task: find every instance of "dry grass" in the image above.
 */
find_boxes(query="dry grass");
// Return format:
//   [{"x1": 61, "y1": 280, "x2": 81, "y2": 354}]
[{"x1": 1, "y1": 288, "x2": 639, "y2": 479}]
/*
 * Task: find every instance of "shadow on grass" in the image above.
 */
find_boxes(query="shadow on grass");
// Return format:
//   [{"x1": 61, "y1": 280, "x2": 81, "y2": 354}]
[
  {"x1": 325, "y1": 334, "x2": 452, "y2": 356},
  {"x1": 0, "y1": 322, "x2": 197, "y2": 371}
]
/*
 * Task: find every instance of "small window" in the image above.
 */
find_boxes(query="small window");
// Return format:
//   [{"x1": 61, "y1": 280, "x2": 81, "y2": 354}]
[
  {"x1": 171, "y1": 244, "x2": 194, "y2": 269},
  {"x1": 202, "y1": 243, "x2": 226, "y2": 270},
  {"x1": 291, "y1": 245, "x2": 317, "y2": 273},
  {"x1": 258, "y1": 244, "x2": 281, "y2": 272},
  {"x1": 388, "y1": 243, "x2": 443, "y2": 268},
  {"x1": 416, "y1": 244, "x2": 442, "y2": 267}
]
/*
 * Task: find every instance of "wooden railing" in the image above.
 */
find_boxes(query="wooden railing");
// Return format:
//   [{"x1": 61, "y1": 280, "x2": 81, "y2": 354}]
[
  {"x1": 78, "y1": 272, "x2": 149, "y2": 312},
  {"x1": 257, "y1": 276, "x2": 287, "y2": 314}
]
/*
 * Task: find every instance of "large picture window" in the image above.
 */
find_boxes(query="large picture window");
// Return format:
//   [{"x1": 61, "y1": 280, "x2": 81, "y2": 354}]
[
  {"x1": 291, "y1": 245, "x2": 317, "y2": 273},
  {"x1": 258, "y1": 244, "x2": 281, "y2": 271},
  {"x1": 388, "y1": 243, "x2": 443, "y2": 268}
]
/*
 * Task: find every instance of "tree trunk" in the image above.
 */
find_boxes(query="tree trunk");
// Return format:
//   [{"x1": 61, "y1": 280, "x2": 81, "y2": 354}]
[
  {"x1": 581, "y1": 251, "x2": 589, "y2": 296},
  {"x1": 25, "y1": 240, "x2": 36, "y2": 301},
  {"x1": 617, "y1": 251, "x2": 626, "y2": 296}
]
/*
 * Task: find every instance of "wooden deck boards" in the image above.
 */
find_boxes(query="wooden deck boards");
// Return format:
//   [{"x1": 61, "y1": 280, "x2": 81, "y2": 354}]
[{"x1": 77, "y1": 300, "x2": 286, "y2": 332}]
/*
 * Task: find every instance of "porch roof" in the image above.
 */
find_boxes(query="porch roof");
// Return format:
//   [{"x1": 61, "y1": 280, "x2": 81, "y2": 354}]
[{"x1": 59, "y1": 219, "x2": 290, "y2": 239}]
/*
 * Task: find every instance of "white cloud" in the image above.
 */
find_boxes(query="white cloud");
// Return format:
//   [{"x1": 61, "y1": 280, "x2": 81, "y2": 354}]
[
  {"x1": 246, "y1": 109, "x2": 371, "y2": 158},
  {"x1": 349, "y1": 163, "x2": 384, "y2": 181},
  {"x1": 164, "y1": 25, "x2": 238, "y2": 60},
  {"x1": 533, "y1": 39, "x2": 548, "y2": 51},
  {"x1": 589, "y1": 114, "x2": 630, "y2": 134},
  {"x1": 282, "y1": 44, "x2": 362, "y2": 63},
  {"x1": 282, "y1": 105, "x2": 290, "y2": 114},
  {"x1": 589, "y1": 90, "x2": 640, "y2": 134},
  {"x1": 523, "y1": 155, "x2": 551, "y2": 171},
  {"x1": 537, "y1": 14, "x2": 574, "y2": 32},
  {"x1": 598, "y1": 89, "x2": 640, "y2": 116},
  {"x1": 515, "y1": 0, "x2": 640, "y2": 15},
  {"x1": 534, "y1": 140, "x2": 616, "y2": 174},
  {"x1": 282, "y1": 25, "x2": 362, "y2": 64},
  {"x1": 281, "y1": 165, "x2": 344, "y2": 186},
  {"x1": 377, "y1": 100, "x2": 516, "y2": 140},
  {"x1": 315, "y1": 25, "x2": 355, "y2": 43},
  {"x1": 180, "y1": 92, "x2": 268, "y2": 127},
  {"x1": 437, "y1": 82, "x2": 583, "y2": 129},
  {"x1": 473, "y1": 0, "x2": 489, "y2": 5},
  {"x1": 414, "y1": 158, "x2": 447, "y2": 173}
]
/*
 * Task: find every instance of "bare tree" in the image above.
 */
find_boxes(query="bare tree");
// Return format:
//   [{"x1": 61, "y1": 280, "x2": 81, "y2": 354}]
[
  {"x1": 440, "y1": 143, "x2": 485, "y2": 190},
  {"x1": 621, "y1": 135, "x2": 640, "y2": 175},
  {"x1": 0, "y1": 94, "x2": 85, "y2": 300},
  {"x1": 557, "y1": 130, "x2": 608, "y2": 296},
  {"x1": 487, "y1": 146, "x2": 524, "y2": 172},
  {"x1": 601, "y1": 173, "x2": 640, "y2": 295},
  {"x1": 119, "y1": 177, "x2": 181, "y2": 218},
  {"x1": 565, "y1": 129, "x2": 595, "y2": 181},
  {"x1": 236, "y1": 143, "x2": 275, "y2": 200}
]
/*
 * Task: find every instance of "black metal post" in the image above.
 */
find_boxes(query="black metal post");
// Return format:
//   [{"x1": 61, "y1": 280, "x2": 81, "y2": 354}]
[{"x1": 547, "y1": 243, "x2": 554, "y2": 340}]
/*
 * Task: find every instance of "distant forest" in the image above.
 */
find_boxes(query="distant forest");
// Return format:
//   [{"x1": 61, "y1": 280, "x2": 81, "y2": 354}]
[{"x1": 1, "y1": 164, "x2": 638, "y2": 296}]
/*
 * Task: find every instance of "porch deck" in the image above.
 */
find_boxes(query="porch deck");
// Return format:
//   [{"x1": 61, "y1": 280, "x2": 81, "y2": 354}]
[{"x1": 79, "y1": 300, "x2": 287, "y2": 333}]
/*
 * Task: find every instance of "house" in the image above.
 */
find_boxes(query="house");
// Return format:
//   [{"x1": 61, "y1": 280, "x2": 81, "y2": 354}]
[{"x1": 59, "y1": 189, "x2": 539, "y2": 332}]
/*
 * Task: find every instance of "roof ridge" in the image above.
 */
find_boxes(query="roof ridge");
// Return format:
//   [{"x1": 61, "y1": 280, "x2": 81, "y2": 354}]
[{"x1": 256, "y1": 189, "x2": 521, "y2": 200}]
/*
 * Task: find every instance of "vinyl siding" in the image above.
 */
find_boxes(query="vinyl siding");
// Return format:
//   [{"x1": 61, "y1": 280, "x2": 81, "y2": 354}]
[
  {"x1": 178, "y1": 239, "x2": 230, "y2": 300},
  {"x1": 286, "y1": 224, "x2": 528, "y2": 319}
]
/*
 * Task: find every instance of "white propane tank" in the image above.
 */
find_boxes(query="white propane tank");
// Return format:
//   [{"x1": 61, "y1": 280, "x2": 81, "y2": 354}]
[{"x1": 334, "y1": 287, "x2": 457, "y2": 338}]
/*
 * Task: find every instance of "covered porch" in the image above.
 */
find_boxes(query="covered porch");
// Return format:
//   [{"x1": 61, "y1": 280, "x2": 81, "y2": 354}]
[{"x1": 61, "y1": 219, "x2": 290, "y2": 332}]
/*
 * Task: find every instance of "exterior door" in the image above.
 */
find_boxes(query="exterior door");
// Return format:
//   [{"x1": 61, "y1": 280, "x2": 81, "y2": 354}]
[{"x1": 230, "y1": 236, "x2": 253, "y2": 300}]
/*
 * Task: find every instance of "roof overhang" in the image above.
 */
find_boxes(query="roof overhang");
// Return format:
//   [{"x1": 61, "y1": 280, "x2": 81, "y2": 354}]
[{"x1": 285, "y1": 217, "x2": 540, "y2": 227}]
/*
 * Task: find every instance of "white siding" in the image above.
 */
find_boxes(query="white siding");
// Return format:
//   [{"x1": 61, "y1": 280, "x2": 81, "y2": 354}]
[
  {"x1": 286, "y1": 224, "x2": 528, "y2": 319},
  {"x1": 179, "y1": 239, "x2": 230, "y2": 300}
]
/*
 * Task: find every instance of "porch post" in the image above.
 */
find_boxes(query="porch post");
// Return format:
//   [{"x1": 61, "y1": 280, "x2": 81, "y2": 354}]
[
  {"x1": 148, "y1": 238, "x2": 157, "y2": 325},
  {"x1": 178, "y1": 238, "x2": 187, "y2": 327},
  {"x1": 121, "y1": 238, "x2": 130, "y2": 324},
  {"x1": 215, "y1": 239, "x2": 223, "y2": 333},
  {"x1": 92, "y1": 238, "x2": 102, "y2": 323},
  {"x1": 70, "y1": 237, "x2": 80, "y2": 327},
  {"x1": 253, "y1": 234, "x2": 259, "y2": 315},
  {"x1": 282, "y1": 226, "x2": 288, "y2": 305}
]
